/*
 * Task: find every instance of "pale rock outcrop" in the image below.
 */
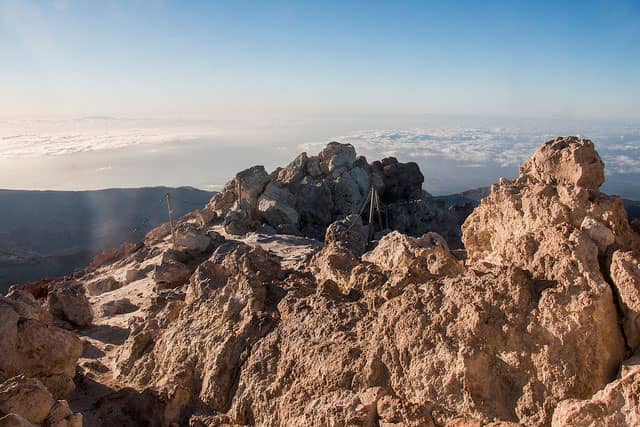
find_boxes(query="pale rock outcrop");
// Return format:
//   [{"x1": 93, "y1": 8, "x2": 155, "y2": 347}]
[
  {"x1": 363, "y1": 231, "x2": 463, "y2": 283},
  {"x1": 319, "y1": 141, "x2": 356, "y2": 174},
  {"x1": 0, "y1": 293, "x2": 82, "y2": 399},
  {"x1": 46, "y1": 283, "x2": 93, "y2": 327},
  {"x1": 174, "y1": 222, "x2": 212, "y2": 253},
  {"x1": 257, "y1": 182, "x2": 299, "y2": 232},
  {"x1": 552, "y1": 356, "x2": 640, "y2": 426}
]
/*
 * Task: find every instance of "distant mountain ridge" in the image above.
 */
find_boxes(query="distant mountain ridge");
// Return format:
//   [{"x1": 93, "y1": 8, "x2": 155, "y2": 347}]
[{"x1": 0, "y1": 186, "x2": 213, "y2": 291}]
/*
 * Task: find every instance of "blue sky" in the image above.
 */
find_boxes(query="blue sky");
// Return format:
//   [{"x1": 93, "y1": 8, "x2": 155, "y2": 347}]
[{"x1": 1, "y1": 0, "x2": 639, "y2": 120}]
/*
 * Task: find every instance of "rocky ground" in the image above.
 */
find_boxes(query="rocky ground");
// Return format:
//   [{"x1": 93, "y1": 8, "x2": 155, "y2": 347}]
[{"x1": 2, "y1": 137, "x2": 640, "y2": 426}]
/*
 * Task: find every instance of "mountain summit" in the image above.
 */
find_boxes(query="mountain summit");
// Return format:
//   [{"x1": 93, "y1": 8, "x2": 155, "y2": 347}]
[{"x1": 2, "y1": 137, "x2": 640, "y2": 426}]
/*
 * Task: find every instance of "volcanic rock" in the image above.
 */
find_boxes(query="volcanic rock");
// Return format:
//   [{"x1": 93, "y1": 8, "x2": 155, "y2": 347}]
[{"x1": 46, "y1": 283, "x2": 93, "y2": 327}]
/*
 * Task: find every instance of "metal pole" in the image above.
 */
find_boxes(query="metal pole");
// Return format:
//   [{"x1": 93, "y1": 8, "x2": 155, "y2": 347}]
[
  {"x1": 374, "y1": 188, "x2": 383, "y2": 229},
  {"x1": 368, "y1": 187, "x2": 375, "y2": 240},
  {"x1": 166, "y1": 192, "x2": 177, "y2": 249}
]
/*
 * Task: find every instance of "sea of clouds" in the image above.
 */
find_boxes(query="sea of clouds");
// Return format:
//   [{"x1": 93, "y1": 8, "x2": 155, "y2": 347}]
[{"x1": 2, "y1": 117, "x2": 640, "y2": 195}]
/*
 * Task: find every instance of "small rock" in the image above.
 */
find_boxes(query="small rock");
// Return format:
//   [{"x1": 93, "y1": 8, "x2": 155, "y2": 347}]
[
  {"x1": 99, "y1": 298, "x2": 139, "y2": 316},
  {"x1": 85, "y1": 276, "x2": 123, "y2": 296}
]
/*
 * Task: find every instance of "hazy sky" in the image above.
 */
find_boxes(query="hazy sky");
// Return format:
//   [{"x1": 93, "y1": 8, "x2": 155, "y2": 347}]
[{"x1": 1, "y1": 0, "x2": 639, "y2": 120}]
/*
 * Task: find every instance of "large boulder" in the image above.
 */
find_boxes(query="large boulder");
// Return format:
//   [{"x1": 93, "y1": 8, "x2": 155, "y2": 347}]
[
  {"x1": 0, "y1": 376, "x2": 54, "y2": 425},
  {"x1": 0, "y1": 294, "x2": 82, "y2": 399},
  {"x1": 257, "y1": 182, "x2": 299, "y2": 232},
  {"x1": 319, "y1": 142, "x2": 356, "y2": 174},
  {"x1": 371, "y1": 157, "x2": 424, "y2": 203},
  {"x1": 174, "y1": 222, "x2": 212, "y2": 253},
  {"x1": 235, "y1": 165, "x2": 270, "y2": 213},
  {"x1": 47, "y1": 282, "x2": 93, "y2": 327},
  {"x1": 520, "y1": 136, "x2": 605, "y2": 190}
]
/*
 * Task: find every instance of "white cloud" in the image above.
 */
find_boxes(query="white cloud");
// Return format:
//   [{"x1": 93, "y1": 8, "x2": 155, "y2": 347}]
[{"x1": 299, "y1": 127, "x2": 640, "y2": 176}]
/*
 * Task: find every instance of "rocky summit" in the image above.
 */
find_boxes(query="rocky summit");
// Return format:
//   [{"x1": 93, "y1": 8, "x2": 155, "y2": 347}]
[{"x1": 2, "y1": 137, "x2": 640, "y2": 426}]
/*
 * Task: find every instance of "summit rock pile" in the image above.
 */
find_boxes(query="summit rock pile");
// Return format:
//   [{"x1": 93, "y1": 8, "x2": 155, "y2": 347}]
[
  {"x1": 204, "y1": 141, "x2": 465, "y2": 246},
  {"x1": 2, "y1": 137, "x2": 640, "y2": 426}
]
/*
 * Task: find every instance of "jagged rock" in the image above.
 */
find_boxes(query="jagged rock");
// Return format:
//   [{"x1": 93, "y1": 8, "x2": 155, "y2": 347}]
[
  {"x1": 47, "y1": 283, "x2": 93, "y2": 327},
  {"x1": 175, "y1": 222, "x2": 212, "y2": 253},
  {"x1": 223, "y1": 209, "x2": 250, "y2": 236},
  {"x1": 0, "y1": 294, "x2": 82, "y2": 399},
  {"x1": 610, "y1": 250, "x2": 640, "y2": 350},
  {"x1": 324, "y1": 214, "x2": 369, "y2": 256},
  {"x1": 257, "y1": 182, "x2": 299, "y2": 231},
  {"x1": 371, "y1": 157, "x2": 424, "y2": 203},
  {"x1": 85, "y1": 276, "x2": 122, "y2": 296},
  {"x1": 153, "y1": 253, "x2": 193, "y2": 289},
  {"x1": 3, "y1": 289, "x2": 52, "y2": 324},
  {"x1": 319, "y1": 141, "x2": 356, "y2": 174},
  {"x1": 0, "y1": 376, "x2": 54, "y2": 424},
  {"x1": 235, "y1": 165, "x2": 270, "y2": 212},
  {"x1": 581, "y1": 216, "x2": 615, "y2": 254},
  {"x1": 363, "y1": 231, "x2": 463, "y2": 283},
  {"x1": 520, "y1": 136, "x2": 604, "y2": 190},
  {"x1": 552, "y1": 356, "x2": 640, "y2": 426},
  {"x1": 99, "y1": 298, "x2": 138, "y2": 316}
]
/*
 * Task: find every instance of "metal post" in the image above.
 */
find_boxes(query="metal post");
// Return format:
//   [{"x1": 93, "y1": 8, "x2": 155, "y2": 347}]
[
  {"x1": 374, "y1": 188, "x2": 383, "y2": 229},
  {"x1": 166, "y1": 192, "x2": 177, "y2": 249}
]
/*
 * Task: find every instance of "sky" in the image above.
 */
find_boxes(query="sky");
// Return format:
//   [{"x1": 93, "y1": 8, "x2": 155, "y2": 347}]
[
  {"x1": 1, "y1": 0, "x2": 639, "y2": 120},
  {"x1": 1, "y1": 1, "x2": 640, "y2": 196}
]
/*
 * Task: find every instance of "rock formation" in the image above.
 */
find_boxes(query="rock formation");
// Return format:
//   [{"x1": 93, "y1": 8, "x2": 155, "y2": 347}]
[
  {"x1": 205, "y1": 141, "x2": 464, "y2": 247},
  {"x1": 2, "y1": 137, "x2": 640, "y2": 426}
]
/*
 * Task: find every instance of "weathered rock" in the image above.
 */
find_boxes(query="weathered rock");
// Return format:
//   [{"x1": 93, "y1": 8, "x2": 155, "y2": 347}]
[
  {"x1": 371, "y1": 157, "x2": 424, "y2": 203},
  {"x1": 0, "y1": 295, "x2": 82, "y2": 399},
  {"x1": 47, "y1": 283, "x2": 93, "y2": 327},
  {"x1": 175, "y1": 222, "x2": 212, "y2": 253},
  {"x1": 153, "y1": 255, "x2": 192, "y2": 288},
  {"x1": 552, "y1": 356, "x2": 640, "y2": 426},
  {"x1": 99, "y1": 298, "x2": 138, "y2": 317},
  {"x1": 44, "y1": 400, "x2": 82, "y2": 427},
  {"x1": 363, "y1": 231, "x2": 463, "y2": 282},
  {"x1": 324, "y1": 214, "x2": 369, "y2": 256},
  {"x1": 257, "y1": 182, "x2": 299, "y2": 231},
  {"x1": 520, "y1": 136, "x2": 605, "y2": 190},
  {"x1": 124, "y1": 268, "x2": 144, "y2": 284},
  {"x1": 319, "y1": 141, "x2": 356, "y2": 174},
  {"x1": 610, "y1": 249, "x2": 640, "y2": 350},
  {"x1": 85, "y1": 276, "x2": 122, "y2": 296},
  {"x1": 235, "y1": 165, "x2": 270, "y2": 212},
  {"x1": 0, "y1": 376, "x2": 54, "y2": 424},
  {"x1": 581, "y1": 216, "x2": 615, "y2": 254}
]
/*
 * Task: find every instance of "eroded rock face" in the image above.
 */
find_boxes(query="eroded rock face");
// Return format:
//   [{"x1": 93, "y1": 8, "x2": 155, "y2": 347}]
[{"x1": 610, "y1": 250, "x2": 640, "y2": 350}]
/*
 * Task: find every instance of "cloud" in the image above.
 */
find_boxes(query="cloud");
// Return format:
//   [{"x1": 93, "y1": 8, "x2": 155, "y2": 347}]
[
  {"x1": 299, "y1": 126, "x2": 640, "y2": 176},
  {"x1": 0, "y1": 118, "x2": 221, "y2": 159}
]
